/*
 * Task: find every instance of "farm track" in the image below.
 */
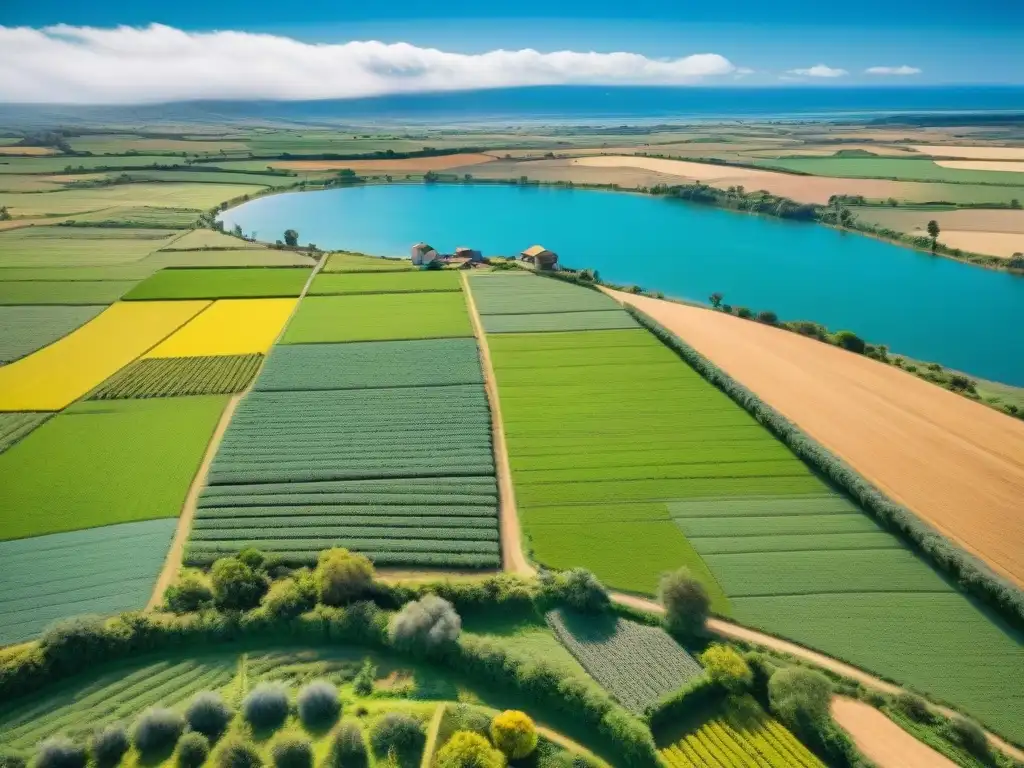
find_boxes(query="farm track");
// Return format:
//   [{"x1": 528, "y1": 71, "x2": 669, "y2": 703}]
[
  {"x1": 147, "y1": 255, "x2": 328, "y2": 608},
  {"x1": 831, "y1": 697, "x2": 958, "y2": 768},
  {"x1": 461, "y1": 272, "x2": 535, "y2": 577}
]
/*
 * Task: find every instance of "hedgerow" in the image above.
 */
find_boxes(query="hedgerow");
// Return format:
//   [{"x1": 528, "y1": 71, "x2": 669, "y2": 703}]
[{"x1": 626, "y1": 305, "x2": 1024, "y2": 629}]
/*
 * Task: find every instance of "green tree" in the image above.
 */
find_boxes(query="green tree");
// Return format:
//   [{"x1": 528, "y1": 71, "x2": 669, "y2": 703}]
[
  {"x1": 435, "y1": 732, "x2": 505, "y2": 768},
  {"x1": 699, "y1": 644, "x2": 753, "y2": 693},
  {"x1": 709, "y1": 292, "x2": 724, "y2": 309},
  {"x1": 490, "y1": 711, "x2": 537, "y2": 759},
  {"x1": 314, "y1": 548, "x2": 375, "y2": 606},
  {"x1": 210, "y1": 557, "x2": 267, "y2": 611},
  {"x1": 659, "y1": 568, "x2": 710, "y2": 638},
  {"x1": 768, "y1": 668, "x2": 832, "y2": 731},
  {"x1": 283, "y1": 229, "x2": 299, "y2": 247},
  {"x1": 0, "y1": 206, "x2": 10, "y2": 221},
  {"x1": 232, "y1": 224, "x2": 243, "y2": 237},
  {"x1": 926, "y1": 220, "x2": 940, "y2": 250},
  {"x1": 1010, "y1": 198, "x2": 1021, "y2": 209}
]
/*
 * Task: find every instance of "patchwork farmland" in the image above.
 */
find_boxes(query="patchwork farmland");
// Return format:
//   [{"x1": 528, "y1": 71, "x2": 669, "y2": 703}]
[
  {"x1": 470, "y1": 272, "x2": 1024, "y2": 744},
  {"x1": 89, "y1": 354, "x2": 262, "y2": 399},
  {"x1": 186, "y1": 272, "x2": 500, "y2": 568}
]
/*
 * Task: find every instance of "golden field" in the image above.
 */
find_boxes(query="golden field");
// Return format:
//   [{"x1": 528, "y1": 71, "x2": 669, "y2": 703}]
[
  {"x1": 143, "y1": 298, "x2": 297, "y2": 357},
  {"x1": 0, "y1": 301, "x2": 209, "y2": 411}
]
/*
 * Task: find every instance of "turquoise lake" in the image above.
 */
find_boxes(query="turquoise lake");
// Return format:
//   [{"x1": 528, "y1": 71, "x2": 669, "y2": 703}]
[{"x1": 219, "y1": 184, "x2": 1024, "y2": 385}]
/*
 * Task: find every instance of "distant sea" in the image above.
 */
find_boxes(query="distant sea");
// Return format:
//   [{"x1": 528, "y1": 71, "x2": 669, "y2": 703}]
[{"x1": 2, "y1": 85, "x2": 1024, "y2": 126}]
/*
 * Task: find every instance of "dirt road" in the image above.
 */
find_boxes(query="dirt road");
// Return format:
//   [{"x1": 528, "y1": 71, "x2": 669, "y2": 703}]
[{"x1": 832, "y1": 697, "x2": 958, "y2": 768}]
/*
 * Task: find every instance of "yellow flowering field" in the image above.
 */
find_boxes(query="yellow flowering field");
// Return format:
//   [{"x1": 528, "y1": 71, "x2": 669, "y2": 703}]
[
  {"x1": 143, "y1": 298, "x2": 297, "y2": 357},
  {"x1": 0, "y1": 300, "x2": 209, "y2": 411}
]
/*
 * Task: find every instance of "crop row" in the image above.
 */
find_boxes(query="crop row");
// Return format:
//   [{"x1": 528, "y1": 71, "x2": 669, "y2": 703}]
[
  {"x1": 199, "y1": 477, "x2": 497, "y2": 497},
  {"x1": 185, "y1": 549, "x2": 499, "y2": 568},
  {"x1": 309, "y1": 269, "x2": 461, "y2": 295},
  {"x1": 191, "y1": 524, "x2": 499, "y2": 541},
  {"x1": 546, "y1": 608, "x2": 703, "y2": 714},
  {"x1": 482, "y1": 310, "x2": 639, "y2": 334},
  {"x1": 193, "y1": 513, "x2": 496, "y2": 528},
  {"x1": 469, "y1": 273, "x2": 620, "y2": 314},
  {"x1": 254, "y1": 339, "x2": 484, "y2": 391},
  {"x1": 659, "y1": 704, "x2": 825, "y2": 768},
  {"x1": 0, "y1": 412, "x2": 52, "y2": 454},
  {"x1": 89, "y1": 354, "x2": 262, "y2": 399},
  {"x1": 0, "y1": 305, "x2": 104, "y2": 364},
  {"x1": 122, "y1": 266, "x2": 311, "y2": 300}
]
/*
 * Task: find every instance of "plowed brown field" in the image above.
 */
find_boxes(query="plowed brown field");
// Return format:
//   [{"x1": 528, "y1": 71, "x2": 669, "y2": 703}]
[{"x1": 608, "y1": 290, "x2": 1024, "y2": 588}]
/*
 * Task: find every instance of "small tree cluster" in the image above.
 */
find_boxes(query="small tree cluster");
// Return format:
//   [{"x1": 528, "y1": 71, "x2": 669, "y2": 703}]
[
  {"x1": 211, "y1": 556, "x2": 268, "y2": 611},
  {"x1": 659, "y1": 568, "x2": 710, "y2": 638},
  {"x1": 315, "y1": 548, "x2": 375, "y2": 606},
  {"x1": 389, "y1": 595, "x2": 461, "y2": 653},
  {"x1": 545, "y1": 569, "x2": 610, "y2": 613},
  {"x1": 165, "y1": 570, "x2": 214, "y2": 614}
]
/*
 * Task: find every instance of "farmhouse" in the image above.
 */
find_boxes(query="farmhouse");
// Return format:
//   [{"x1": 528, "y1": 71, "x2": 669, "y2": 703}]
[
  {"x1": 410, "y1": 242, "x2": 438, "y2": 265},
  {"x1": 455, "y1": 246, "x2": 483, "y2": 262},
  {"x1": 520, "y1": 244, "x2": 558, "y2": 269}
]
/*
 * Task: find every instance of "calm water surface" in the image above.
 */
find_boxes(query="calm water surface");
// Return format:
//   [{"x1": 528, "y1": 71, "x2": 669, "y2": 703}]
[{"x1": 220, "y1": 185, "x2": 1024, "y2": 384}]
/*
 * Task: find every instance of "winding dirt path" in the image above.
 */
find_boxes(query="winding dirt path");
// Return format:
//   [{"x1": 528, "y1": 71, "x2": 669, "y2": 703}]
[
  {"x1": 461, "y1": 272, "x2": 535, "y2": 577},
  {"x1": 832, "y1": 697, "x2": 958, "y2": 768}
]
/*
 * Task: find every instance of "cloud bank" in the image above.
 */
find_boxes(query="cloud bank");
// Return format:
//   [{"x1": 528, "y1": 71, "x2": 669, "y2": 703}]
[
  {"x1": 787, "y1": 64, "x2": 849, "y2": 78},
  {"x1": 0, "y1": 24, "x2": 742, "y2": 104},
  {"x1": 865, "y1": 65, "x2": 922, "y2": 76}
]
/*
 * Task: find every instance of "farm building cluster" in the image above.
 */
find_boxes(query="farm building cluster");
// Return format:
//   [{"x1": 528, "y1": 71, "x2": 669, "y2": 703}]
[{"x1": 410, "y1": 242, "x2": 558, "y2": 269}]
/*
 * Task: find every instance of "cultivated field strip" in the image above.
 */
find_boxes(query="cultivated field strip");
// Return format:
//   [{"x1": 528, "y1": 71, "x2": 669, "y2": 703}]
[
  {"x1": 142, "y1": 298, "x2": 298, "y2": 357},
  {"x1": 0, "y1": 305, "x2": 106, "y2": 364},
  {"x1": 122, "y1": 266, "x2": 311, "y2": 300},
  {"x1": 188, "y1": 329, "x2": 500, "y2": 568},
  {"x1": 309, "y1": 269, "x2": 462, "y2": 294},
  {"x1": 322, "y1": 252, "x2": 414, "y2": 272},
  {"x1": 0, "y1": 281, "x2": 134, "y2": 305},
  {"x1": 658, "y1": 698, "x2": 826, "y2": 768},
  {"x1": 547, "y1": 609, "x2": 703, "y2": 714},
  {"x1": 89, "y1": 354, "x2": 262, "y2": 399},
  {"x1": 0, "y1": 412, "x2": 52, "y2": 453},
  {"x1": 0, "y1": 519, "x2": 176, "y2": 645}
]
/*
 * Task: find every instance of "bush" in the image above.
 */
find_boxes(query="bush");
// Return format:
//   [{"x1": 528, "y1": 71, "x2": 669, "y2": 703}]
[
  {"x1": 262, "y1": 578, "x2": 315, "y2": 619},
  {"x1": 186, "y1": 691, "x2": 233, "y2": 740},
  {"x1": 435, "y1": 732, "x2": 506, "y2": 768},
  {"x1": 389, "y1": 595, "x2": 461, "y2": 654},
  {"x1": 270, "y1": 736, "x2": 313, "y2": 768},
  {"x1": 450, "y1": 705, "x2": 491, "y2": 737},
  {"x1": 215, "y1": 739, "x2": 263, "y2": 768},
  {"x1": 36, "y1": 738, "x2": 86, "y2": 768},
  {"x1": 369, "y1": 712, "x2": 425, "y2": 760},
  {"x1": 90, "y1": 724, "x2": 129, "y2": 768},
  {"x1": 352, "y1": 658, "x2": 376, "y2": 697},
  {"x1": 699, "y1": 645, "x2": 752, "y2": 693},
  {"x1": 834, "y1": 330, "x2": 866, "y2": 354},
  {"x1": 237, "y1": 548, "x2": 268, "y2": 572},
  {"x1": 768, "y1": 668, "x2": 832, "y2": 731},
  {"x1": 327, "y1": 721, "x2": 367, "y2": 768},
  {"x1": 736, "y1": 307, "x2": 753, "y2": 319},
  {"x1": 39, "y1": 616, "x2": 110, "y2": 670},
  {"x1": 554, "y1": 569, "x2": 610, "y2": 613},
  {"x1": 547, "y1": 753, "x2": 602, "y2": 768},
  {"x1": 133, "y1": 708, "x2": 185, "y2": 755},
  {"x1": 315, "y1": 549, "x2": 375, "y2": 606},
  {"x1": 297, "y1": 681, "x2": 341, "y2": 728},
  {"x1": 176, "y1": 733, "x2": 210, "y2": 768},
  {"x1": 894, "y1": 692, "x2": 930, "y2": 722},
  {"x1": 0, "y1": 751, "x2": 26, "y2": 768},
  {"x1": 490, "y1": 710, "x2": 538, "y2": 759},
  {"x1": 951, "y1": 717, "x2": 990, "y2": 758},
  {"x1": 242, "y1": 683, "x2": 290, "y2": 730},
  {"x1": 211, "y1": 557, "x2": 267, "y2": 611},
  {"x1": 756, "y1": 311, "x2": 778, "y2": 324},
  {"x1": 165, "y1": 570, "x2": 214, "y2": 614},
  {"x1": 659, "y1": 568, "x2": 709, "y2": 638}
]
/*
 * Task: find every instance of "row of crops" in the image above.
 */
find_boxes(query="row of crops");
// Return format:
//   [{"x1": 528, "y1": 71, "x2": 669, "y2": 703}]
[
  {"x1": 90, "y1": 354, "x2": 262, "y2": 399},
  {"x1": 470, "y1": 273, "x2": 1024, "y2": 745},
  {"x1": 546, "y1": 608, "x2": 703, "y2": 714},
  {"x1": 187, "y1": 273, "x2": 501, "y2": 568}
]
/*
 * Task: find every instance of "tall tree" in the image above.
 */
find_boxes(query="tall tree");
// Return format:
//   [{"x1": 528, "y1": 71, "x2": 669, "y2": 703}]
[
  {"x1": 283, "y1": 229, "x2": 299, "y2": 247},
  {"x1": 927, "y1": 220, "x2": 940, "y2": 250}
]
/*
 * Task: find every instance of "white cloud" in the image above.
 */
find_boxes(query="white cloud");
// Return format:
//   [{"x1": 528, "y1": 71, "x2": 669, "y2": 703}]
[
  {"x1": 0, "y1": 24, "x2": 742, "y2": 104},
  {"x1": 787, "y1": 64, "x2": 849, "y2": 78},
  {"x1": 865, "y1": 65, "x2": 922, "y2": 76}
]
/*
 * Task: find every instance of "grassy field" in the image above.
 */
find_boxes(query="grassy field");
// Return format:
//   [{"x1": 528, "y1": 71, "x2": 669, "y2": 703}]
[
  {"x1": 0, "y1": 395, "x2": 227, "y2": 539},
  {"x1": 143, "y1": 298, "x2": 297, "y2": 356},
  {"x1": 90, "y1": 355, "x2": 263, "y2": 399},
  {"x1": 322, "y1": 251, "x2": 414, "y2": 272},
  {"x1": 0, "y1": 184, "x2": 266, "y2": 217},
  {"x1": 188, "y1": 337, "x2": 498, "y2": 568},
  {"x1": 0, "y1": 305, "x2": 105, "y2": 363},
  {"x1": 161, "y1": 229, "x2": 271, "y2": 250},
  {"x1": 657, "y1": 697, "x2": 825, "y2": 768},
  {"x1": 0, "y1": 412, "x2": 52, "y2": 453},
  {"x1": 308, "y1": 270, "x2": 462, "y2": 295},
  {"x1": 0, "y1": 519, "x2": 177, "y2": 645},
  {"x1": 755, "y1": 156, "x2": 1024, "y2": 185},
  {"x1": 123, "y1": 267, "x2": 310, "y2": 300},
  {"x1": 0, "y1": 226, "x2": 180, "y2": 267},
  {"x1": 0, "y1": 280, "x2": 135, "y2": 304},
  {"x1": 282, "y1": 292, "x2": 473, "y2": 344},
  {"x1": 0, "y1": 300, "x2": 209, "y2": 411},
  {"x1": 546, "y1": 608, "x2": 702, "y2": 714},
  {"x1": 0, "y1": 155, "x2": 192, "y2": 174}
]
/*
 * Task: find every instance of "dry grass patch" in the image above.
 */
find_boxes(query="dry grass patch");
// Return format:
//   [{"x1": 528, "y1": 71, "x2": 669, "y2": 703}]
[
  {"x1": 913, "y1": 145, "x2": 1024, "y2": 160},
  {"x1": 0, "y1": 146, "x2": 57, "y2": 156},
  {"x1": 938, "y1": 231, "x2": 1024, "y2": 258},
  {"x1": 935, "y1": 160, "x2": 1024, "y2": 173},
  {"x1": 271, "y1": 153, "x2": 496, "y2": 171},
  {"x1": 612, "y1": 291, "x2": 1024, "y2": 588}
]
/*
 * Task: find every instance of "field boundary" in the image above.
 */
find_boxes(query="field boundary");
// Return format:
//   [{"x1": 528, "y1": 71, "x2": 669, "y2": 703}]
[{"x1": 461, "y1": 272, "x2": 535, "y2": 576}]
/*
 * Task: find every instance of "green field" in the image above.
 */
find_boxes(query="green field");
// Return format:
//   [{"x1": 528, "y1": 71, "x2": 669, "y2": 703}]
[
  {"x1": 89, "y1": 354, "x2": 263, "y2": 399},
  {"x1": 322, "y1": 251, "x2": 414, "y2": 272},
  {"x1": 470, "y1": 273, "x2": 621, "y2": 314},
  {"x1": 309, "y1": 270, "x2": 462, "y2": 295},
  {"x1": 282, "y1": 292, "x2": 473, "y2": 343},
  {"x1": 755, "y1": 157, "x2": 1024, "y2": 186},
  {"x1": 0, "y1": 155, "x2": 193, "y2": 174},
  {"x1": 161, "y1": 228, "x2": 270, "y2": 251},
  {"x1": 123, "y1": 267, "x2": 311, "y2": 300},
  {"x1": 0, "y1": 305, "x2": 105, "y2": 362},
  {"x1": 0, "y1": 184, "x2": 264, "y2": 217},
  {"x1": 547, "y1": 608, "x2": 702, "y2": 714},
  {"x1": 0, "y1": 280, "x2": 135, "y2": 304},
  {"x1": 0, "y1": 412, "x2": 52, "y2": 453},
  {"x1": 0, "y1": 519, "x2": 176, "y2": 645},
  {"x1": 0, "y1": 226, "x2": 179, "y2": 267},
  {"x1": 189, "y1": 338, "x2": 498, "y2": 568},
  {"x1": 0, "y1": 395, "x2": 227, "y2": 540},
  {"x1": 118, "y1": 170, "x2": 302, "y2": 187}
]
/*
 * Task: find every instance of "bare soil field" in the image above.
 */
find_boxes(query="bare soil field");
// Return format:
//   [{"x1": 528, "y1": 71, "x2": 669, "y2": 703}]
[
  {"x1": 831, "y1": 698, "x2": 958, "y2": 768},
  {"x1": 607, "y1": 290, "x2": 1024, "y2": 588},
  {"x1": 914, "y1": 145, "x2": 1024, "y2": 160},
  {"x1": 0, "y1": 147, "x2": 57, "y2": 156},
  {"x1": 271, "y1": 153, "x2": 496, "y2": 171},
  {"x1": 569, "y1": 156, "x2": 926, "y2": 204},
  {"x1": 935, "y1": 160, "x2": 1024, "y2": 173},
  {"x1": 853, "y1": 207, "x2": 1024, "y2": 234},
  {"x1": 939, "y1": 230, "x2": 1024, "y2": 258}
]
